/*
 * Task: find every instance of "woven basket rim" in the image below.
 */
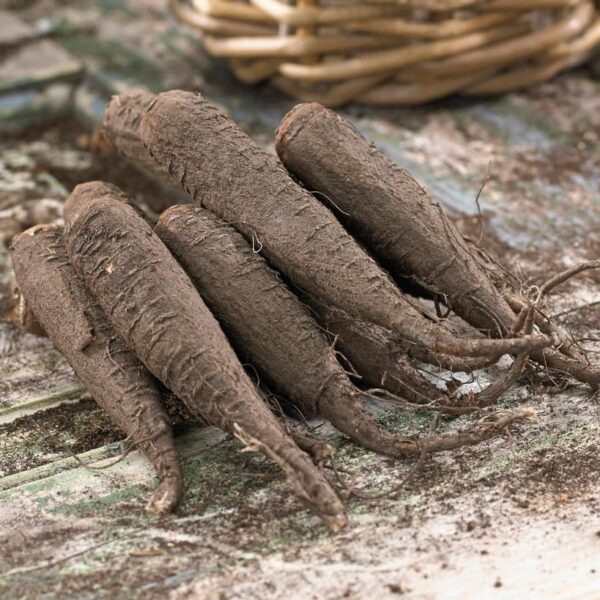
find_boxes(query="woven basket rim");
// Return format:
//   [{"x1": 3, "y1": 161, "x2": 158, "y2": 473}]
[{"x1": 171, "y1": 0, "x2": 600, "y2": 105}]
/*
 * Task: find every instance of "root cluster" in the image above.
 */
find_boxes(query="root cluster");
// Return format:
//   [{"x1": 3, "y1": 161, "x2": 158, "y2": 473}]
[{"x1": 9, "y1": 90, "x2": 599, "y2": 530}]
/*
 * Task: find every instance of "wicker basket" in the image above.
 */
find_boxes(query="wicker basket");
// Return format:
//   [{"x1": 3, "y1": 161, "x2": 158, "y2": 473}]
[{"x1": 170, "y1": 0, "x2": 600, "y2": 106}]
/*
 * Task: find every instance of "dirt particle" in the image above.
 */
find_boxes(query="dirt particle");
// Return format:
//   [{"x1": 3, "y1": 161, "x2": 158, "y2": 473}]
[{"x1": 387, "y1": 583, "x2": 404, "y2": 594}]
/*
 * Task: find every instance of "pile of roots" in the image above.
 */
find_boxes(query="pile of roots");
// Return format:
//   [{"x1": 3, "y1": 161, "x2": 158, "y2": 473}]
[{"x1": 10, "y1": 90, "x2": 599, "y2": 530}]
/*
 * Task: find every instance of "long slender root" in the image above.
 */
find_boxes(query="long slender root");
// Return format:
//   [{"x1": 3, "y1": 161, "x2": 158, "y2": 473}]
[
  {"x1": 318, "y1": 384, "x2": 535, "y2": 457},
  {"x1": 106, "y1": 90, "x2": 552, "y2": 361},
  {"x1": 63, "y1": 182, "x2": 347, "y2": 530},
  {"x1": 10, "y1": 224, "x2": 183, "y2": 514},
  {"x1": 274, "y1": 102, "x2": 600, "y2": 385}
]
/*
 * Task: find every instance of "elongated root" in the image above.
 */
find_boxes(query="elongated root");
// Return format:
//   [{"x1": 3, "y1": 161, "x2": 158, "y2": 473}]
[
  {"x1": 64, "y1": 182, "x2": 346, "y2": 530},
  {"x1": 404, "y1": 343, "x2": 500, "y2": 372},
  {"x1": 318, "y1": 380, "x2": 534, "y2": 457},
  {"x1": 10, "y1": 224, "x2": 184, "y2": 515}
]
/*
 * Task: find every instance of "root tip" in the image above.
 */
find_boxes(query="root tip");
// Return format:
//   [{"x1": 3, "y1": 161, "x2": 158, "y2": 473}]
[
  {"x1": 323, "y1": 511, "x2": 348, "y2": 533},
  {"x1": 144, "y1": 477, "x2": 182, "y2": 515}
]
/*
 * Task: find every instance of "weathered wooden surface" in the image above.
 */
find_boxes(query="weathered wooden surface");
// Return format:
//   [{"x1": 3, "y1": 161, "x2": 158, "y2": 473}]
[{"x1": 0, "y1": 2, "x2": 599, "y2": 598}]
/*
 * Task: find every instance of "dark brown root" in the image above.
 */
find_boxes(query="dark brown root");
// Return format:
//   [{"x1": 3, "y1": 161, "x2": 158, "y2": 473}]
[
  {"x1": 104, "y1": 90, "x2": 551, "y2": 359},
  {"x1": 274, "y1": 101, "x2": 599, "y2": 383},
  {"x1": 155, "y1": 205, "x2": 526, "y2": 453},
  {"x1": 319, "y1": 384, "x2": 534, "y2": 457},
  {"x1": 539, "y1": 259, "x2": 600, "y2": 296},
  {"x1": 453, "y1": 302, "x2": 535, "y2": 413},
  {"x1": 102, "y1": 89, "x2": 179, "y2": 213},
  {"x1": 315, "y1": 298, "x2": 502, "y2": 376},
  {"x1": 274, "y1": 101, "x2": 517, "y2": 335},
  {"x1": 307, "y1": 299, "x2": 444, "y2": 403},
  {"x1": 155, "y1": 204, "x2": 351, "y2": 418},
  {"x1": 103, "y1": 89, "x2": 157, "y2": 171},
  {"x1": 63, "y1": 182, "x2": 346, "y2": 531},
  {"x1": 532, "y1": 348, "x2": 600, "y2": 388},
  {"x1": 10, "y1": 224, "x2": 183, "y2": 515}
]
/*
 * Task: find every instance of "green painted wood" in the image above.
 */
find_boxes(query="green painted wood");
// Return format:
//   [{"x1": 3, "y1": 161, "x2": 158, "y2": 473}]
[{"x1": 0, "y1": 425, "x2": 225, "y2": 492}]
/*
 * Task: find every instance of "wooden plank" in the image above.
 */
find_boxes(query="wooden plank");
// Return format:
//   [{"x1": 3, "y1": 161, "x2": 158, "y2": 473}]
[
  {"x1": 0, "y1": 323, "x2": 83, "y2": 419},
  {"x1": 0, "y1": 395, "x2": 597, "y2": 597}
]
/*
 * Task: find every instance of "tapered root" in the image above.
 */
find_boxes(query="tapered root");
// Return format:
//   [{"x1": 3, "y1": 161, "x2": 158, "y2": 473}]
[
  {"x1": 63, "y1": 182, "x2": 346, "y2": 530},
  {"x1": 10, "y1": 224, "x2": 184, "y2": 515},
  {"x1": 318, "y1": 382, "x2": 533, "y2": 457},
  {"x1": 414, "y1": 324, "x2": 554, "y2": 358},
  {"x1": 232, "y1": 423, "x2": 347, "y2": 531}
]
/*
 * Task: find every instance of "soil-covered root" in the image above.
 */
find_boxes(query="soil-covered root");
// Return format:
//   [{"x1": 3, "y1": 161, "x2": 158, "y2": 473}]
[
  {"x1": 62, "y1": 182, "x2": 346, "y2": 531},
  {"x1": 103, "y1": 89, "x2": 157, "y2": 170},
  {"x1": 308, "y1": 300, "x2": 444, "y2": 403},
  {"x1": 10, "y1": 224, "x2": 183, "y2": 515},
  {"x1": 103, "y1": 90, "x2": 551, "y2": 360},
  {"x1": 275, "y1": 102, "x2": 599, "y2": 384},
  {"x1": 155, "y1": 205, "x2": 529, "y2": 455},
  {"x1": 311, "y1": 301, "x2": 528, "y2": 415},
  {"x1": 161, "y1": 385, "x2": 336, "y2": 465},
  {"x1": 275, "y1": 102, "x2": 517, "y2": 334},
  {"x1": 101, "y1": 89, "x2": 178, "y2": 213}
]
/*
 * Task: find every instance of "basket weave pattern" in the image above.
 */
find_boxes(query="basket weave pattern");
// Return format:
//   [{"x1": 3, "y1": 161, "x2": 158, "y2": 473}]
[{"x1": 171, "y1": 0, "x2": 600, "y2": 106}]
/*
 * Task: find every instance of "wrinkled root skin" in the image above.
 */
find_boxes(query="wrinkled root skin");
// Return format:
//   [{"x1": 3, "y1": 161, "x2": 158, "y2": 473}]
[
  {"x1": 102, "y1": 89, "x2": 157, "y2": 174},
  {"x1": 274, "y1": 102, "x2": 518, "y2": 335},
  {"x1": 275, "y1": 102, "x2": 600, "y2": 386},
  {"x1": 155, "y1": 205, "x2": 525, "y2": 455},
  {"x1": 309, "y1": 299, "x2": 443, "y2": 403},
  {"x1": 10, "y1": 224, "x2": 183, "y2": 515},
  {"x1": 155, "y1": 205, "x2": 370, "y2": 419},
  {"x1": 63, "y1": 182, "x2": 346, "y2": 530},
  {"x1": 103, "y1": 90, "x2": 551, "y2": 361},
  {"x1": 9, "y1": 93, "x2": 576, "y2": 532}
]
